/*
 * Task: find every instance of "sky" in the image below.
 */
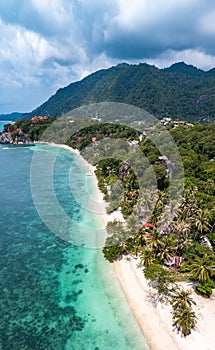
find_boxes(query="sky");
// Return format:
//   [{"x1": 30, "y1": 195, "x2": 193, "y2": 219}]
[{"x1": 1, "y1": 0, "x2": 215, "y2": 113}]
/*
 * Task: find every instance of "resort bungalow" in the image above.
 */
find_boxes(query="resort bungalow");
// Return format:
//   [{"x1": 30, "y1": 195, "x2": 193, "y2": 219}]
[
  {"x1": 165, "y1": 256, "x2": 184, "y2": 268},
  {"x1": 31, "y1": 116, "x2": 48, "y2": 124}
]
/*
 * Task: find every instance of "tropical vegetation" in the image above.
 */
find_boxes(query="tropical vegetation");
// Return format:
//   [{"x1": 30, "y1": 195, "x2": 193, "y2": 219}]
[
  {"x1": 2, "y1": 112, "x2": 215, "y2": 338},
  {"x1": 22, "y1": 62, "x2": 215, "y2": 123},
  {"x1": 97, "y1": 122, "x2": 215, "y2": 337}
]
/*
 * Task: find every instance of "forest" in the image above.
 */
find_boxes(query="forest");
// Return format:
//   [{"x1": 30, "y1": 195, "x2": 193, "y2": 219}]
[
  {"x1": 22, "y1": 62, "x2": 215, "y2": 122},
  {"x1": 99, "y1": 121, "x2": 215, "y2": 337}
]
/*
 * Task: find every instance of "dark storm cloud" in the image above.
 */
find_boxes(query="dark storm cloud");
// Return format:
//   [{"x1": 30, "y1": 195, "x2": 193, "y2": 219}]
[
  {"x1": 102, "y1": 0, "x2": 215, "y2": 59},
  {"x1": 1, "y1": 0, "x2": 215, "y2": 112}
]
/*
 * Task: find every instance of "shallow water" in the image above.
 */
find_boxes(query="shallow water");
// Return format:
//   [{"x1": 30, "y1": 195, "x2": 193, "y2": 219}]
[{"x1": 0, "y1": 144, "x2": 149, "y2": 350}]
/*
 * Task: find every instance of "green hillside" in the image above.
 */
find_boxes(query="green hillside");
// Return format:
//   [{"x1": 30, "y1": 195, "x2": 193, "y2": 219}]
[{"x1": 22, "y1": 62, "x2": 215, "y2": 122}]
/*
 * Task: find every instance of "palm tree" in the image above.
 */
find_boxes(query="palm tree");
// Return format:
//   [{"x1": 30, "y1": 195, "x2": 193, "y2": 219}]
[
  {"x1": 149, "y1": 191, "x2": 168, "y2": 225},
  {"x1": 131, "y1": 229, "x2": 146, "y2": 256},
  {"x1": 172, "y1": 219, "x2": 192, "y2": 253},
  {"x1": 138, "y1": 190, "x2": 155, "y2": 217},
  {"x1": 150, "y1": 206, "x2": 162, "y2": 226},
  {"x1": 172, "y1": 306, "x2": 197, "y2": 337},
  {"x1": 171, "y1": 289, "x2": 196, "y2": 310},
  {"x1": 177, "y1": 187, "x2": 198, "y2": 221},
  {"x1": 126, "y1": 213, "x2": 142, "y2": 234},
  {"x1": 193, "y1": 208, "x2": 211, "y2": 235},
  {"x1": 144, "y1": 229, "x2": 164, "y2": 256},
  {"x1": 186, "y1": 254, "x2": 215, "y2": 282},
  {"x1": 157, "y1": 233, "x2": 176, "y2": 262},
  {"x1": 177, "y1": 232, "x2": 192, "y2": 254},
  {"x1": 140, "y1": 248, "x2": 155, "y2": 268},
  {"x1": 172, "y1": 220, "x2": 191, "y2": 236},
  {"x1": 185, "y1": 187, "x2": 198, "y2": 211}
]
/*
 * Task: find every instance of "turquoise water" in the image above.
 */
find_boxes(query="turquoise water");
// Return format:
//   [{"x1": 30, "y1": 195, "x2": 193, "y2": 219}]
[{"x1": 0, "y1": 144, "x2": 149, "y2": 350}]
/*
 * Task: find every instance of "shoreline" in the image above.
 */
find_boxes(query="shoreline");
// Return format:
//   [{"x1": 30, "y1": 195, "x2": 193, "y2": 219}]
[
  {"x1": 39, "y1": 142, "x2": 215, "y2": 350},
  {"x1": 113, "y1": 257, "x2": 215, "y2": 350},
  {"x1": 40, "y1": 142, "x2": 125, "y2": 226}
]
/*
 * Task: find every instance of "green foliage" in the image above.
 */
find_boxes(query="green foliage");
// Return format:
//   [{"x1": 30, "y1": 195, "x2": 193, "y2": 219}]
[
  {"x1": 194, "y1": 279, "x2": 215, "y2": 298},
  {"x1": 182, "y1": 254, "x2": 215, "y2": 282},
  {"x1": 95, "y1": 157, "x2": 139, "y2": 218},
  {"x1": 102, "y1": 245, "x2": 124, "y2": 263},
  {"x1": 169, "y1": 123, "x2": 215, "y2": 210},
  {"x1": 172, "y1": 306, "x2": 197, "y2": 337},
  {"x1": 2, "y1": 123, "x2": 14, "y2": 132},
  {"x1": 10, "y1": 117, "x2": 57, "y2": 142},
  {"x1": 171, "y1": 289, "x2": 196, "y2": 309},
  {"x1": 22, "y1": 62, "x2": 215, "y2": 122},
  {"x1": 152, "y1": 163, "x2": 169, "y2": 190},
  {"x1": 182, "y1": 242, "x2": 213, "y2": 262},
  {"x1": 171, "y1": 288, "x2": 197, "y2": 337},
  {"x1": 67, "y1": 122, "x2": 140, "y2": 151},
  {"x1": 144, "y1": 263, "x2": 173, "y2": 296},
  {"x1": 140, "y1": 248, "x2": 155, "y2": 268}
]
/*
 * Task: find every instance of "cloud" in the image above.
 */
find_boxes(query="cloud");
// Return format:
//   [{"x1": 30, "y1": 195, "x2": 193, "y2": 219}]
[
  {"x1": 1, "y1": 0, "x2": 215, "y2": 113},
  {"x1": 104, "y1": 0, "x2": 215, "y2": 58},
  {"x1": 147, "y1": 49, "x2": 215, "y2": 70},
  {"x1": 200, "y1": 10, "x2": 215, "y2": 35}
]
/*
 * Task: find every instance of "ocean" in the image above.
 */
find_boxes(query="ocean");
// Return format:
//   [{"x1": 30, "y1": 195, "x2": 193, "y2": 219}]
[{"x1": 0, "y1": 144, "x2": 149, "y2": 350}]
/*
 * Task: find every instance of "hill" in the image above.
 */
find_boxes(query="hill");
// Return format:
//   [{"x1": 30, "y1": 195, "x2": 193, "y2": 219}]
[
  {"x1": 22, "y1": 62, "x2": 215, "y2": 122},
  {"x1": 0, "y1": 112, "x2": 22, "y2": 121},
  {"x1": 163, "y1": 61, "x2": 205, "y2": 76}
]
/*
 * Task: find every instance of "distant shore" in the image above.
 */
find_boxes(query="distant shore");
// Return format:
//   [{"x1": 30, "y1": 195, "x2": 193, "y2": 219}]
[{"x1": 41, "y1": 142, "x2": 215, "y2": 350}]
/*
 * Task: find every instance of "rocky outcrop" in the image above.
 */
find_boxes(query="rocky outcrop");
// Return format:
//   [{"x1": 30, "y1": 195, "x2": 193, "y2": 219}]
[{"x1": 0, "y1": 132, "x2": 12, "y2": 144}]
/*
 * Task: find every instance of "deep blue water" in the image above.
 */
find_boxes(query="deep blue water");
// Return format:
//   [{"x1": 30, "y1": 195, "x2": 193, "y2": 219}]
[{"x1": 0, "y1": 144, "x2": 149, "y2": 350}]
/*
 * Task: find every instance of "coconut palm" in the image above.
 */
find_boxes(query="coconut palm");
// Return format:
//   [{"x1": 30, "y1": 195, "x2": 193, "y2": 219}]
[
  {"x1": 150, "y1": 191, "x2": 168, "y2": 224},
  {"x1": 171, "y1": 289, "x2": 196, "y2": 310},
  {"x1": 126, "y1": 213, "x2": 142, "y2": 234},
  {"x1": 157, "y1": 233, "x2": 176, "y2": 262},
  {"x1": 172, "y1": 306, "x2": 197, "y2": 337},
  {"x1": 177, "y1": 187, "x2": 198, "y2": 221},
  {"x1": 138, "y1": 190, "x2": 155, "y2": 217},
  {"x1": 171, "y1": 219, "x2": 192, "y2": 253},
  {"x1": 150, "y1": 205, "x2": 162, "y2": 226},
  {"x1": 144, "y1": 229, "x2": 164, "y2": 256},
  {"x1": 186, "y1": 254, "x2": 215, "y2": 282},
  {"x1": 140, "y1": 248, "x2": 155, "y2": 268},
  {"x1": 131, "y1": 229, "x2": 146, "y2": 256},
  {"x1": 157, "y1": 190, "x2": 167, "y2": 203},
  {"x1": 172, "y1": 220, "x2": 191, "y2": 235},
  {"x1": 176, "y1": 231, "x2": 192, "y2": 254},
  {"x1": 193, "y1": 208, "x2": 211, "y2": 234}
]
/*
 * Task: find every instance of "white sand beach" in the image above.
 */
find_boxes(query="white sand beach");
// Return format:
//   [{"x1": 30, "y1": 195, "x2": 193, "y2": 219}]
[
  {"x1": 40, "y1": 142, "x2": 80, "y2": 155},
  {"x1": 43, "y1": 142, "x2": 215, "y2": 350},
  {"x1": 44, "y1": 142, "x2": 125, "y2": 225},
  {"x1": 113, "y1": 257, "x2": 215, "y2": 350}
]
